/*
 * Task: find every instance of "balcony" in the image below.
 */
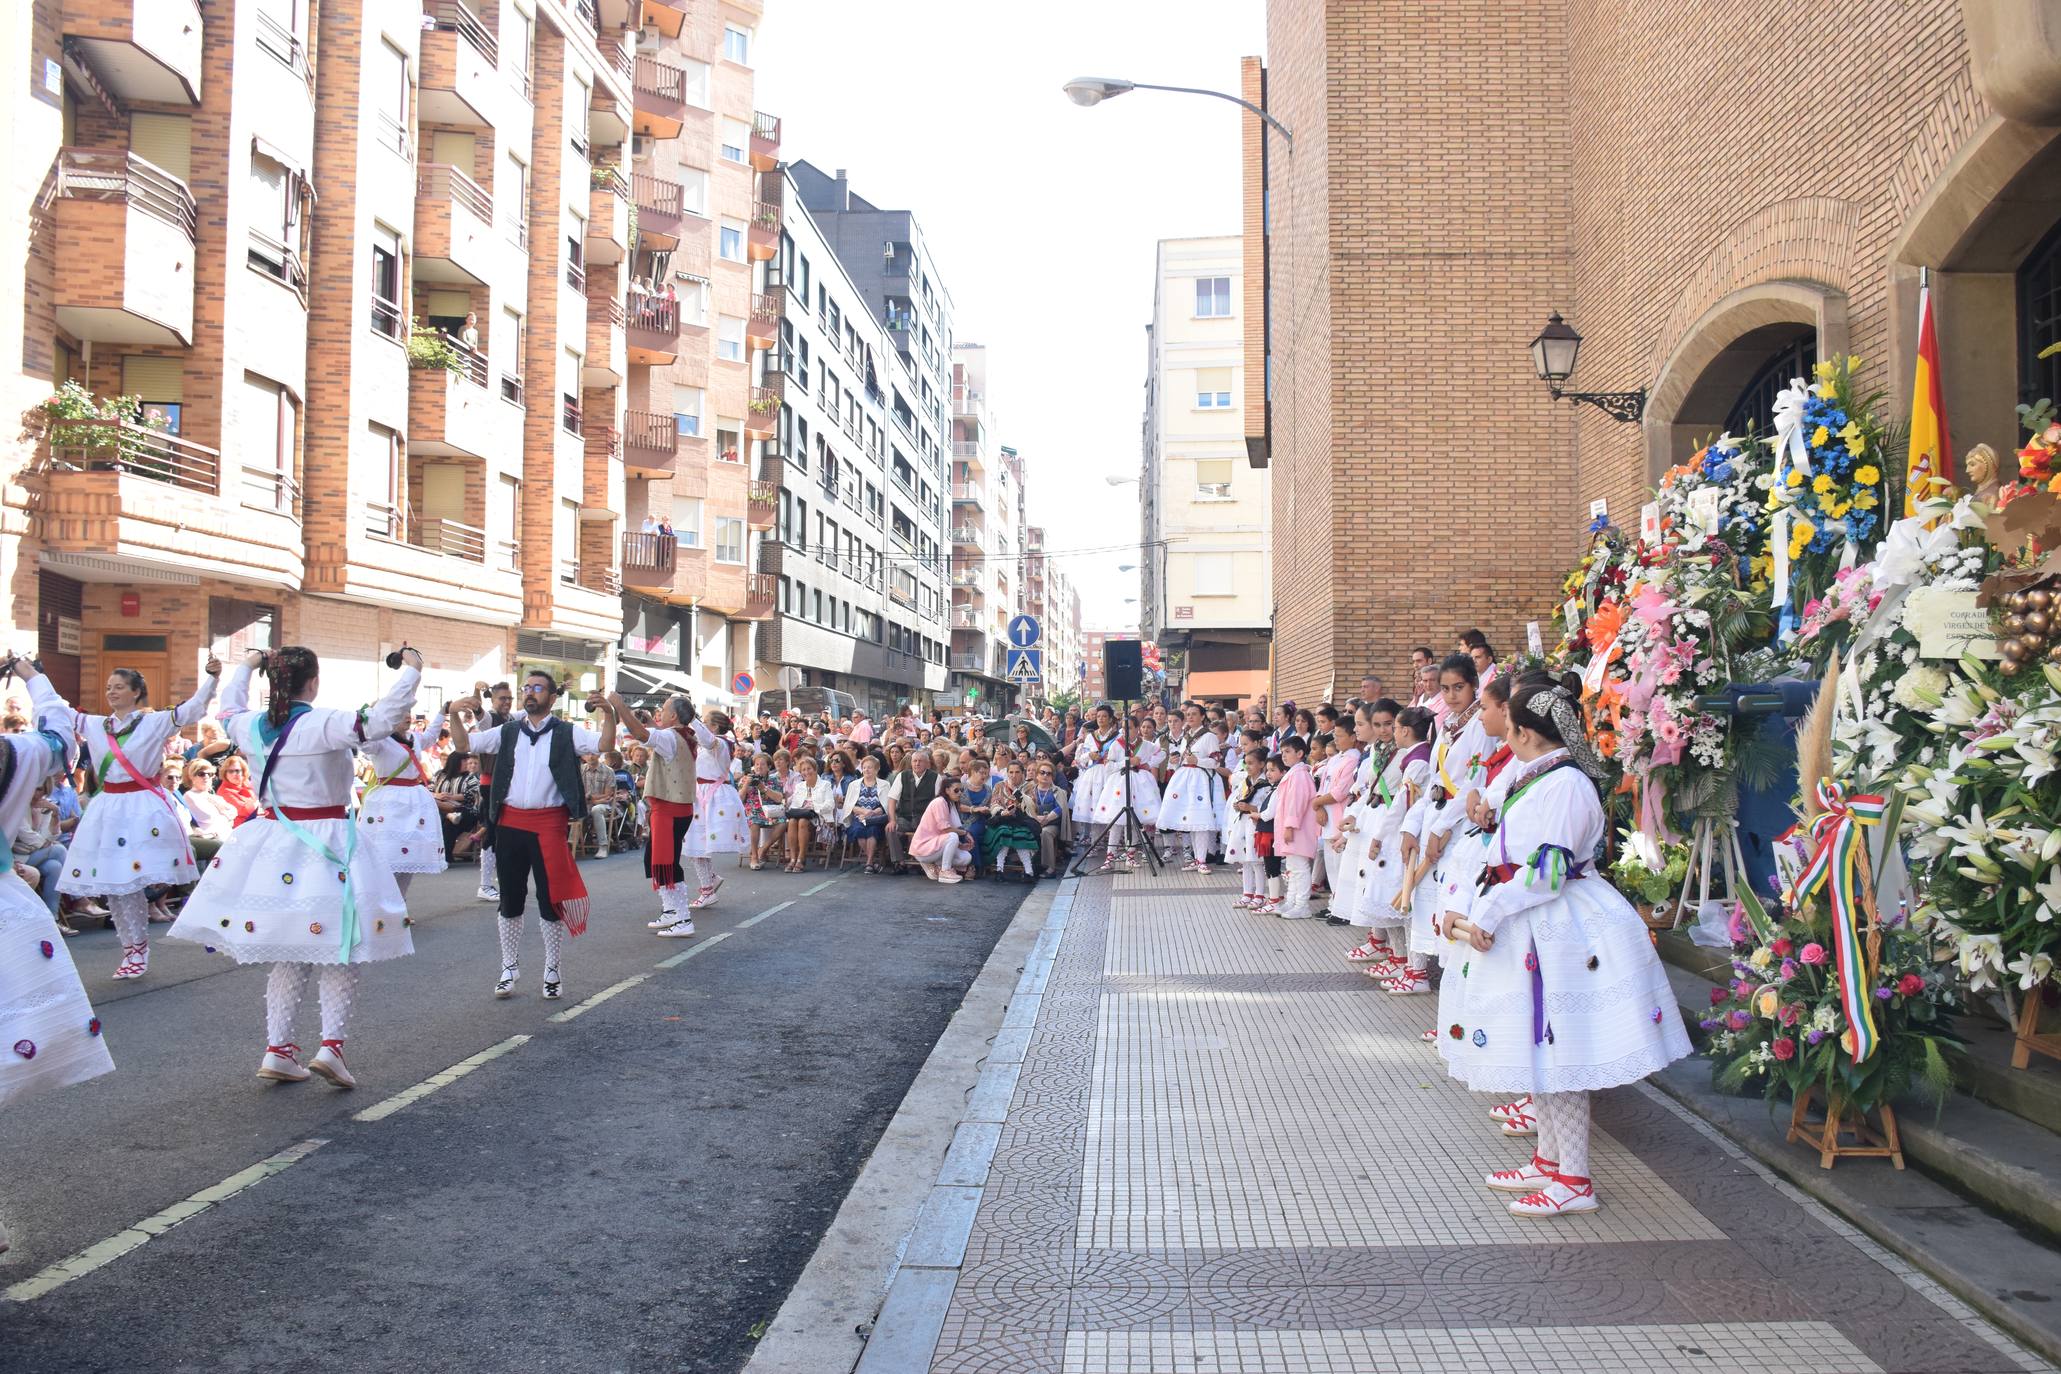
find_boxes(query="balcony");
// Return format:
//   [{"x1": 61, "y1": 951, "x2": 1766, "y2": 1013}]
[
  {"x1": 414, "y1": 163, "x2": 497, "y2": 286},
  {"x1": 744, "y1": 572, "x2": 776, "y2": 620},
  {"x1": 623, "y1": 409, "x2": 679, "y2": 476},
  {"x1": 632, "y1": 56, "x2": 686, "y2": 139},
  {"x1": 584, "y1": 417, "x2": 621, "y2": 467},
  {"x1": 747, "y1": 479, "x2": 778, "y2": 529},
  {"x1": 50, "y1": 148, "x2": 196, "y2": 346},
  {"x1": 745, "y1": 378, "x2": 783, "y2": 439},
  {"x1": 627, "y1": 294, "x2": 679, "y2": 364},
  {"x1": 62, "y1": 0, "x2": 203, "y2": 105},
  {"x1": 39, "y1": 419, "x2": 302, "y2": 585},
  {"x1": 950, "y1": 653, "x2": 985, "y2": 673},
  {"x1": 951, "y1": 606, "x2": 981, "y2": 629},
  {"x1": 747, "y1": 292, "x2": 781, "y2": 351},
  {"x1": 633, "y1": 173, "x2": 681, "y2": 251},
  {"x1": 590, "y1": 72, "x2": 630, "y2": 148},
  {"x1": 585, "y1": 292, "x2": 625, "y2": 386},
  {"x1": 639, "y1": 0, "x2": 685, "y2": 39},
  {"x1": 588, "y1": 166, "x2": 630, "y2": 263},
  {"x1": 621, "y1": 530, "x2": 675, "y2": 589},
  {"x1": 418, "y1": 0, "x2": 497, "y2": 127},
  {"x1": 408, "y1": 348, "x2": 497, "y2": 459},
  {"x1": 950, "y1": 569, "x2": 983, "y2": 592},
  {"x1": 747, "y1": 198, "x2": 779, "y2": 262},
  {"x1": 365, "y1": 502, "x2": 491, "y2": 564},
  {"x1": 748, "y1": 111, "x2": 782, "y2": 172},
  {"x1": 951, "y1": 483, "x2": 984, "y2": 508},
  {"x1": 951, "y1": 525, "x2": 981, "y2": 547}
]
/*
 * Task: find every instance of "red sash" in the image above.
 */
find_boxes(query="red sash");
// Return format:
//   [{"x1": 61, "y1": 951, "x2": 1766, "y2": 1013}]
[
  {"x1": 646, "y1": 796, "x2": 695, "y2": 889},
  {"x1": 497, "y1": 805, "x2": 590, "y2": 935},
  {"x1": 261, "y1": 805, "x2": 349, "y2": 822}
]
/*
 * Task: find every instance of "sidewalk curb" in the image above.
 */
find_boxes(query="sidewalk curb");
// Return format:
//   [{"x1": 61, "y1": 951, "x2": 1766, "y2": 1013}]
[{"x1": 740, "y1": 877, "x2": 1072, "y2": 1374}]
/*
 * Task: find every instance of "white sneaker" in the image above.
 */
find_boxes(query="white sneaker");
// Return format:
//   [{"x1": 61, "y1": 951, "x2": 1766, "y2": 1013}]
[
  {"x1": 648, "y1": 906, "x2": 678, "y2": 928},
  {"x1": 494, "y1": 964, "x2": 519, "y2": 999},
  {"x1": 478, "y1": 885, "x2": 500, "y2": 902},
  {"x1": 308, "y1": 1043, "x2": 356, "y2": 1089},
  {"x1": 656, "y1": 917, "x2": 696, "y2": 938},
  {"x1": 1276, "y1": 908, "x2": 1316, "y2": 920},
  {"x1": 595, "y1": 846, "x2": 609, "y2": 859},
  {"x1": 257, "y1": 1046, "x2": 310, "y2": 1083}
]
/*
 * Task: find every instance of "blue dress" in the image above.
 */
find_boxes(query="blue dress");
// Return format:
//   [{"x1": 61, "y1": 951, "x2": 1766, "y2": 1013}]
[{"x1": 845, "y1": 782, "x2": 888, "y2": 840}]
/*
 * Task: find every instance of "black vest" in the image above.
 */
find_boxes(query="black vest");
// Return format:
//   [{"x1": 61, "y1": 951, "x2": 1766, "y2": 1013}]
[
  {"x1": 484, "y1": 717, "x2": 584, "y2": 821},
  {"x1": 894, "y1": 769, "x2": 937, "y2": 828}
]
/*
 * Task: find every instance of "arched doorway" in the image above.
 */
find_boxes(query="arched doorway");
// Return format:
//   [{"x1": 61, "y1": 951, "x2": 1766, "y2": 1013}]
[{"x1": 1723, "y1": 332, "x2": 1818, "y2": 438}]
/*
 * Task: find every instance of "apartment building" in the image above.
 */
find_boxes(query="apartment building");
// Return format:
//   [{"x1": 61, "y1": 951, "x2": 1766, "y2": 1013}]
[
  {"x1": 1081, "y1": 627, "x2": 1139, "y2": 704},
  {"x1": 612, "y1": 0, "x2": 773, "y2": 706},
  {"x1": 752, "y1": 164, "x2": 950, "y2": 717},
  {"x1": 4, "y1": 0, "x2": 684, "y2": 707},
  {"x1": 1142, "y1": 236, "x2": 1270, "y2": 708},
  {"x1": 1023, "y1": 524, "x2": 1084, "y2": 704},
  {"x1": 944, "y1": 347, "x2": 1014, "y2": 708}
]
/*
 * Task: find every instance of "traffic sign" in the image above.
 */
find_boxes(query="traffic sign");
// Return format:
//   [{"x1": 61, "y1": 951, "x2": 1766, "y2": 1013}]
[
  {"x1": 1007, "y1": 614, "x2": 1041, "y2": 648},
  {"x1": 1006, "y1": 647, "x2": 1042, "y2": 683},
  {"x1": 732, "y1": 671, "x2": 755, "y2": 695}
]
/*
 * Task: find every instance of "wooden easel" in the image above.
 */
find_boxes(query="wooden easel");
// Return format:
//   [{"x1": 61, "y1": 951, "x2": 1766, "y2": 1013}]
[
  {"x1": 1786, "y1": 1083, "x2": 1904, "y2": 1169},
  {"x1": 2012, "y1": 996, "x2": 2061, "y2": 1070}
]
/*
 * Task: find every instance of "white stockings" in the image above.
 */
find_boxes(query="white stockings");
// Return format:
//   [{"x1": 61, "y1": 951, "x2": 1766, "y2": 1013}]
[
  {"x1": 1534, "y1": 1091, "x2": 1591, "y2": 1180},
  {"x1": 692, "y1": 857, "x2": 717, "y2": 890},
  {"x1": 109, "y1": 889, "x2": 150, "y2": 948},
  {"x1": 265, "y1": 962, "x2": 361, "y2": 1048}
]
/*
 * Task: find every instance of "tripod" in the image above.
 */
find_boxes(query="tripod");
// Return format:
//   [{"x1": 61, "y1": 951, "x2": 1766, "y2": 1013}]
[{"x1": 1068, "y1": 700, "x2": 1163, "y2": 877}]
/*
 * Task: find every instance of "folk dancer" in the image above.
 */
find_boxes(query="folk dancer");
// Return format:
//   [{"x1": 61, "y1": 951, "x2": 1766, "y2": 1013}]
[
  {"x1": 1350, "y1": 706, "x2": 1433, "y2": 974},
  {"x1": 607, "y1": 690, "x2": 700, "y2": 935},
  {"x1": 357, "y1": 699, "x2": 449, "y2": 896},
  {"x1": 53, "y1": 656, "x2": 219, "y2": 980},
  {"x1": 455, "y1": 672, "x2": 618, "y2": 1000},
  {"x1": 1385, "y1": 655, "x2": 1486, "y2": 997},
  {"x1": 168, "y1": 648, "x2": 421, "y2": 1088},
  {"x1": 1156, "y1": 703, "x2": 1223, "y2": 874},
  {"x1": 679, "y1": 710, "x2": 748, "y2": 906}
]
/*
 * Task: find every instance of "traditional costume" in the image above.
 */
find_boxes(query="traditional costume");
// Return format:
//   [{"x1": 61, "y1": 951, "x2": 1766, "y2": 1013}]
[
  {"x1": 1156, "y1": 728, "x2": 1224, "y2": 872},
  {"x1": 1070, "y1": 728, "x2": 1116, "y2": 830},
  {"x1": 53, "y1": 667, "x2": 218, "y2": 979},
  {"x1": 1390, "y1": 697, "x2": 1487, "y2": 994},
  {"x1": 1431, "y1": 739, "x2": 1513, "y2": 1048},
  {"x1": 1315, "y1": 738, "x2": 1364, "y2": 907},
  {"x1": 1441, "y1": 748, "x2": 1691, "y2": 1215},
  {"x1": 468, "y1": 709, "x2": 601, "y2": 1000},
  {"x1": 1329, "y1": 745, "x2": 1383, "y2": 928},
  {"x1": 1271, "y1": 757, "x2": 1319, "y2": 917},
  {"x1": 1092, "y1": 736, "x2": 1160, "y2": 865},
  {"x1": 638, "y1": 722, "x2": 697, "y2": 933},
  {"x1": 1222, "y1": 769, "x2": 1267, "y2": 907},
  {"x1": 357, "y1": 707, "x2": 448, "y2": 888},
  {"x1": 1352, "y1": 739, "x2": 1430, "y2": 972},
  {"x1": 168, "y1": 660, "x2": 419, "y2": 1087},
  {"x1": 679, "y1": 720, "x2": 747, "y2": 906}
]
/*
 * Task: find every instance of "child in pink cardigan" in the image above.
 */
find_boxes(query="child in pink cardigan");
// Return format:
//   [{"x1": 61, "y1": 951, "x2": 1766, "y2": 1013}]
[{"x1": 1271, "y1": 736, "x2": 1319, "y2": 918}]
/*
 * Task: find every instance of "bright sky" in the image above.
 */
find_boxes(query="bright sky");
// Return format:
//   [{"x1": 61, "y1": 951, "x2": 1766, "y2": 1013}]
[{"x1": 755, "y1": 0, "x2": 1267, "y2": 631}]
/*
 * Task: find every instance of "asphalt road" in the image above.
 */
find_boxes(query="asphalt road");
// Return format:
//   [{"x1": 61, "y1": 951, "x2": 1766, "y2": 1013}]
[{"x1": 0, "y1": 851, "x2": 1032, "y2": 1374}]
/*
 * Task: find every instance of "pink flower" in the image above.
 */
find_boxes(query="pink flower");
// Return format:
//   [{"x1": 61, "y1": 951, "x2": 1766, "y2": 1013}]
[
  {"x1": 1776, "y1": 1002, "x2": 1802, "y2": 1027},
  {"x1": 1799, "y1": 943, "x2": 1828, "y2": 966},
  {"x1": 1709, "y1": 986, "x2": 1728, "y2": 1006},
  {"x1": 1726, "y1": 1009, "x2": 1751, "y2": 1031},
  {"x1": 1771, "y1": 1037, "x2": 1797, "y2": 1061},
  {"x1": 1802, "y1": 599, "x2": 1824, "y2": 618}
]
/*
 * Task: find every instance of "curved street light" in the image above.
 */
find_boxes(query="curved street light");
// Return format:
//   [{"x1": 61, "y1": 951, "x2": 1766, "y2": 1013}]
[{"x1": 1061, "y1": 76, "x2": 1293, "y2": 146}]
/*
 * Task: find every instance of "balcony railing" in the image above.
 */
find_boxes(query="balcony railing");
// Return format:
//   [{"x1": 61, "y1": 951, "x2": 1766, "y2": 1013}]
[
  {"x1": 624, "y1": 409, "x2": 676, "y2": 454},
  {"x1": 628, "y1": 294, "x2": 678, "y2": 335},
  {"x1": 423, "y1": 0, "x2": 498, "y2": 64},
  {"x1": 749, "y1": 111, "x2": 782, "y2": 169},
  {"x1": 604, "y1": 33, "x2": 633, "y2": 80},
  {"x1": 561, "y1": 395, "x2": 583, "y2": 435},
  {"x1": 419, "y1": 161, "x2": 494, "y2": 229},
  {"x1": 45, "y1": 418, "x2": 219, "y2": 495},
  {"x1": 399, "y1": 512, "x2": 489, "y2": 562},
  {"x1": 622, "y1": 531, "x2": 676, "y2": 583},
  {"x1": 747, "y1": 479, "x2": 778, "y2": 527},
  {"x1": 591, "y1": 162, "x2": 630, "y2": 201},
  {"x1": 951, "y1": 483, "x2": 983, "y2": 503},
  {"x1": 950, "y1": 653, "x2": 984, "y2": 672},
  {"x1": 633, "y1": 172, "x2": 681, "y2": 219},
  {"x1": 254, "y1": 9, "x2": 314, "y2": 89},
  {"x1": 744, "y1": 572, "x2": 776, "y2": 618},
  {"x1": 54, "y1": 148, "x2": 197, "y2": 240},
  {"x1": 950, "y1": 526, "x2": 980, "y2": 544},
  {"x1": 565, "y1": 259, "x2": 587, "y2": 292},
  {"x1": 635, "y1": 54, "x2": 686, "y2": 103}
]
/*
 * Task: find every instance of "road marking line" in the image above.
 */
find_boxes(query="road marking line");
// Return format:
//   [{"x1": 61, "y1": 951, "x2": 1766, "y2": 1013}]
[
  {"x1": 353, "y1": 1034, "x2": 529, "y2": 1124},
  {"x1": 656, "y1": 930, "x2": 732, "y2": 967},
  {"x1": 547, "y1": 971, "x2": 652, "y2": 1023},
  {"x1": 736, "y1": 900, "x2": 793, "y2": 930},
  {"x1": 799, "y1": 876, "x2": 842, "y2": 896},
  {"x1": 4, "y1": 1138, "x2": 328, "y2": 1302}
]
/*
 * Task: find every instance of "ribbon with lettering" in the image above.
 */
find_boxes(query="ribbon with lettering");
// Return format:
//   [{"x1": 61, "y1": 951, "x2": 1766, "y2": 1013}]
[{"x1": 1784, "y1": 779, "x2": 1888, "y2": 1064}]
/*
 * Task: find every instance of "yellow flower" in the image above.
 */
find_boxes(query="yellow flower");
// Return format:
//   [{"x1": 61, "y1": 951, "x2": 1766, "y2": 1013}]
[
  {"x1": 1853, "y1": 490, "x2": 1879, "y2": 511},
  {"x1": 1854, "y1": 464, "x2": 1880, "y2": 486},
  {"x1": 1812, "y1": 425, "x2": 1831, "y2": 447},
  {"x1": 1812, "y1": 474, "x2": 1834, "y2": 495},
  {"x1": 1814, "y1": 359, "x2": 1838, "y2": 382},
  {"x1": 1826, "y1": 501, "x2": 1850, "y2": 519},
  {"x1": 1813, "y1": 382, "x2": 1836, "y2": 400},
  {"x1": 1749, "y1": 946, "x2": 1773, "y2": 970},
  {"x1": 1787, "y1": 470, "x2": 1804, "y2": 488}
]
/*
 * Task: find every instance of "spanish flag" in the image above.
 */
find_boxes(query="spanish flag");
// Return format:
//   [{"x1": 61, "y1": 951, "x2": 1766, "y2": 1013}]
[{"x1": 1905, "y1": 278, "x2": 1952, "y2": 515}]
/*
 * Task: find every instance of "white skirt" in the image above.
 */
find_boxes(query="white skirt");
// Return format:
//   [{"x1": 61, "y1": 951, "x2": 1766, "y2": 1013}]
[
  {"x1": 167, "y1": 816, "x2": 413, "y2": 966},
  {"x1": 1355, "y1": 843, "x2": 1408, "y2": 924},
  {"x1": 1156, "y1": 766, "x2": 1220, "y2": 833},
  {"x1": 1440, "y1": 875, "x2": 1693, "y2": 1095},
  {"x1": 1221, "y1": 809, "x2": 1262, "y2": 865},
  {"x1": 1094, "y1": 768, "x2": 1161, "y2": 825},
  {"x1": 683, "y1": 782, "x2": 748, "y2": 855},
  {"x1": 56, "y1": 790, "x2": 198, "y2": 897},
  {"x1": 358, "y1": 784, "x2": 448, "y2": 874},
  {"x1": 0, "y1": 874, "x2": 115, "y2": 1110},
  {"x1": 1071, "y1": 764, "x2": 1108, "y2": 825}
]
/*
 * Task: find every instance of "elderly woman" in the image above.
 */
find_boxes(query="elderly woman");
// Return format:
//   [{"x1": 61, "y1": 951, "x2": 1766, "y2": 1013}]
[
  {"x1": 907, "y1": 775, "x2": 974, "y2": 884},
  {"x1": 839, "y1": 753, "x2": 892, "y2": 873},
  {"x1": 783, "y1": 754, "x2": 836, "y2": 872},
  {"x1": 957, "y1": 757, "x2": 994, "y2": 876},
  {"x1": 179, "y1": 758, "x2": 239, "y2": 865}
]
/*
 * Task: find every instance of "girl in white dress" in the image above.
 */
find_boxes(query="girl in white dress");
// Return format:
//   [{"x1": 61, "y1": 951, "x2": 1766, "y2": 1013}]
[
  {"x1": 1385, "y1": 655, "x2": 1486, "y2": 997},
  {"x1": 0, "y1": 658, "x2": 116, "y2": 1256},
  {"x1": 1332, "y1": 701, "x2": 1394, "y2": 936},
  {"x1": 1222, "y1": 747, "x2": 1268, "y2": 908},
  {"x1": 1156, "y1": 703, "x2": 1223, "y2": 873},
  {"x1": 679, "y1": 711, "x2": 748, "y2": 908},
  {"x1": 356, "y1": 704, "x2": 448, "y2": 887},
  {"x1": 1093, "y1": 722, "x2": 1161, "y2": 869},
  {"x1": 169, "y1": 647, "x2": 422, "y2": 1089},
  {"x1": 1070, "y1": 706, "x2": 1119, "y2": 832},
  {"x1": 1352, "y1": 707, "x2": 1434, "y2": 974},
  {"x1": 1430, "y1": 676, "x2": 1511, "y2": 1062},
  {"x1": 1444, "y1": 676, "x2": 1692, "y2": 1217},
  {"x1": 53, "y1": 658, "x2": 220, "y2": 980}
]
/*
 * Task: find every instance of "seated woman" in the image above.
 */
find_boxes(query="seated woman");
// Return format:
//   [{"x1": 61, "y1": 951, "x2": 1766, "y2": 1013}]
[
  {"x1": 906, "y1": 776, "x2": 974, "y2": 884},
  {"x1": 956, "y1": 759, "x2": 993, "y2": 876},
  {"x1": 840, "y1": 753, "x2": 892, "y2": 874},
  {"x1": 984, "y1": 761, "x2": 1042, "y2": 880},
  {"x1": 783, "y1": 754, "x2": 835, "y2": 873},
  {"x1": 214, "y1": 755, "x2": 261, "y2": 828},
  {"x1": 739, "y1": 753, "x2": 785, "y2": 871},
  {"x1": 435, "y1": 751, "x2": 482, "y2": 858},
  {"x1": 179, "y1": 758, "x2": 239, "y2": 867}
]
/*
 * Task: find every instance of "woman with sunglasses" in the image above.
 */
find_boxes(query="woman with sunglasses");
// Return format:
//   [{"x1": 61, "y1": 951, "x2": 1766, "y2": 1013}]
[{"x1": 905, "y1": 775, "x2": 974, "y2": 883}]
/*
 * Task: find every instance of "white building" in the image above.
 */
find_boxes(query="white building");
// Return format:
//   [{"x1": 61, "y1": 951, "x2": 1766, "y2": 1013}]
[{"x1": 1141, "y1": 235, "x2": 1271, "y2": 706}]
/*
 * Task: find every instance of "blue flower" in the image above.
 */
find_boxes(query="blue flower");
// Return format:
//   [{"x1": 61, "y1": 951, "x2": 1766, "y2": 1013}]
[{"x1": 1587, "y1": 513, "x2": 1611, "y2": 534}]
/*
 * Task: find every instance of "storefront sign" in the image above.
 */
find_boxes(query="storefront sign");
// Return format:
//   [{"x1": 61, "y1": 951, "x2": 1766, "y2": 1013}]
[
  {"x1": 1905, "y1": 586, "x2": 2000, "y2": 660},
  {"x1": 55, "y1": 617, "x2": 80, "y2": 656}
]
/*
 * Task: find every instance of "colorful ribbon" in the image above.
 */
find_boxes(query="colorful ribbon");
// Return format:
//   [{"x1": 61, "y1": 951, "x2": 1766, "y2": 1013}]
[
  {"x1": 1527, "y1": 843, "x2": 1575, "y2": 892},
  {"x1": 1786, "y1": 779, "x2": 1888, "y2": 1064}
]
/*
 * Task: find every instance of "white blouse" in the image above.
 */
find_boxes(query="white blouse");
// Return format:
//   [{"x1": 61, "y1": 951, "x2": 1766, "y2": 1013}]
[{"x1": 221, "y1": 663, "x2": 419, "y2": 810}]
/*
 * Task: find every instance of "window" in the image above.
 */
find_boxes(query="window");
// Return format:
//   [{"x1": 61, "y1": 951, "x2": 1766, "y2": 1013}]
[
  {"x1": 723, "y1": 24, "x2": 751, "y2": 64},
  {"x1": 246, "y1": 152, "x2": 299, "y2": 287},
  {"x1": 1194, "y1": 276, "x2": 1232, "y2": 317},
  {"x1": 1726, "y1": 334, "x2": 1815, "y2": 438},
  {"x1": 716, "y1": 315, "x2": 745, "y2": 362},
  {"x1": 1194, "y1": 457, "x2": 1235, "y2": 498},
  {"x1": 557, "y1": 497, "x2": 579, "y2": 581},
  {"x1": 562, "y1": 345, "x2": 583, "y2": 432},
  {"x1": 370, "y1": 226, "x2": 402, "y2": 339},
  {"x1": 675, "y1": 274, "x2": 710, "y2": 326},
  {"x1": 242, "y1": 372, "x2": 295, "y2": 511},
  {"x1": 798, "y1": 254, "x2": 812, "y2": 305},
  {"x1": 375, "y1": 39, "x2": 409, "y2": 157},
  {"x1": 718, "y1": 218, "x2": 745, "y2": 262},
  {"x1": 131, "y1": 112, "x2": 192, "y2": 181},
  {"x1": 510, "y1": 4, "x2": 534, "y2": 96},
  {"x1": 493, "y1": 473, "x2": 521, "y2": 565},
  {"x1": 674, "y1": 497, "x2": 703, "y2": 546},
  {"x1": 719, "y1": 117, "x2": 749, "y2": 164},
  {"x1": 1195, "y1": 367, "x2": 1233, "y2": 409},
  {"x1": 367, "y1": 421, "x2": 403, "y2": 538},
  {"x1": 568, "y1": 76, "x2": 591, "y2": 162},
  {"x1": 673, "y1": 384, "x2": 704, "y2": 437},
  {"x1": 123, "y1": 356, "x2": 183, "y2": 435},
  {"x1": 680, "y1": 168, "x2": 709, "y2": 217},
  {"x1": 715, "y1": 517, "x2": 745, "y2": 564},
  {"x1": 716, "y1": 422, "x2": 742, "y2": 464},
  {"x1": 812, "y1": 588, "x2": 823, "y2": 623},
  {"x1": 497, "y1": 306, "x2": 525, "y2": 404},
  {"x1": 681, "y1": 58, "x2": 711, "y2": 107},
  {"x1": 1192, "y1": 553, "x2": 1235, "y2": 596}
]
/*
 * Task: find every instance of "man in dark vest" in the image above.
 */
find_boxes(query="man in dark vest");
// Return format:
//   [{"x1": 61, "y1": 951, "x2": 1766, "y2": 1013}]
[
  {"x1": 471, "y1": 680, "x2": 514, "y2": 902},
  {"x1": 457, "y1": 670, "x2": 617, "y2": 1000},
  {"x1": 884, "y1": 746, "x2": 938, "y2": 874}
]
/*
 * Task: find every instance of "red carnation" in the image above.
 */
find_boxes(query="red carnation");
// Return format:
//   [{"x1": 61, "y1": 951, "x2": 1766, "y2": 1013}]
[
  {"x1": 1771, "y1": 1037, "x2": 1797, "y2": 1062},
  {"x1": 1897, "y1": 973, "x2": 1924, "y2": 998},
  {"x1": 1709, "y1": 986, "x2": 1728, "y2": 1006},
  {"x1": 1771, "y1": 938, "x2": 1793, "y2": 957}
]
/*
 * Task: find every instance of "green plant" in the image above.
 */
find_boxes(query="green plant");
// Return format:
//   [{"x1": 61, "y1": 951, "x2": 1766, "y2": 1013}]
[
  {"x1": 406, "y1": 322, "x2": 465, "y2": 372},
  {"x1": 1608, "y1": 831, "x2": 1689, "y2": 907},
  {"x1": 38, "y1": 382, "x2": 167, "y2": 467}
]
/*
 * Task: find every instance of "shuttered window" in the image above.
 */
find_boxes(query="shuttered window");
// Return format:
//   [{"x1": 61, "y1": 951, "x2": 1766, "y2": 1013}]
[
  {"x1": 130, "y1": 113, "x2": 191, "y2": 182},
  {"x1": 123, "y1": 356, "x2": 185, "y2": 434}
]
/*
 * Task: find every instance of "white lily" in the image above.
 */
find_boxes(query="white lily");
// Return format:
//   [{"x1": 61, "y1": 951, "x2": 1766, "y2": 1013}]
[
  {"x1": 2037, "y1": 868, "x2": 2061, "y2": 926},
  {"x1": 1958, "y1": 933, "x2": 2005, "y2": 990},
  {"x1": 2006, "y1": 951, "x2": 2055, "y2": 991},
  {"x1": 1937, "y1": 803, "x2": 1999, "y2": 866}
]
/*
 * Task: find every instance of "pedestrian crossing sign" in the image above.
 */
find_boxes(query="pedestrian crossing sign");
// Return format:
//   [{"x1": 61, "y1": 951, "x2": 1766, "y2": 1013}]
[{"x1": 1006, "y1": 647, "x2": 1042, "y2": 683}]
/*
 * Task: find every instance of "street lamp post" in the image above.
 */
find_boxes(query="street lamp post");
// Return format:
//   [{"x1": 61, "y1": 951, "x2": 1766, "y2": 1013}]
[{"x1": 1529, "y1": 312, "x2": 1646, "y2": 423}]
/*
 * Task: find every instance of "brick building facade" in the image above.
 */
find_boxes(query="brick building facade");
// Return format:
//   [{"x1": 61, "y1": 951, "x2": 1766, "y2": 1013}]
[{"x1": 1248, "y1": 1, "x2": 2061, "y2": 702}]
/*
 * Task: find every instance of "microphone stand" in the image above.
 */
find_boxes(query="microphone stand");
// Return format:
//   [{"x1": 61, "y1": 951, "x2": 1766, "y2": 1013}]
[{"x1": 1067, "y1": 697, "x2": 1162, "y2": 877}]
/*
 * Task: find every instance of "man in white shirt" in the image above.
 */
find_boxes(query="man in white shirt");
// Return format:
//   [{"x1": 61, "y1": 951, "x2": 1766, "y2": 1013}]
[{"x1": 457, "y1": 670, "x2": 616, "y2": 1000}]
